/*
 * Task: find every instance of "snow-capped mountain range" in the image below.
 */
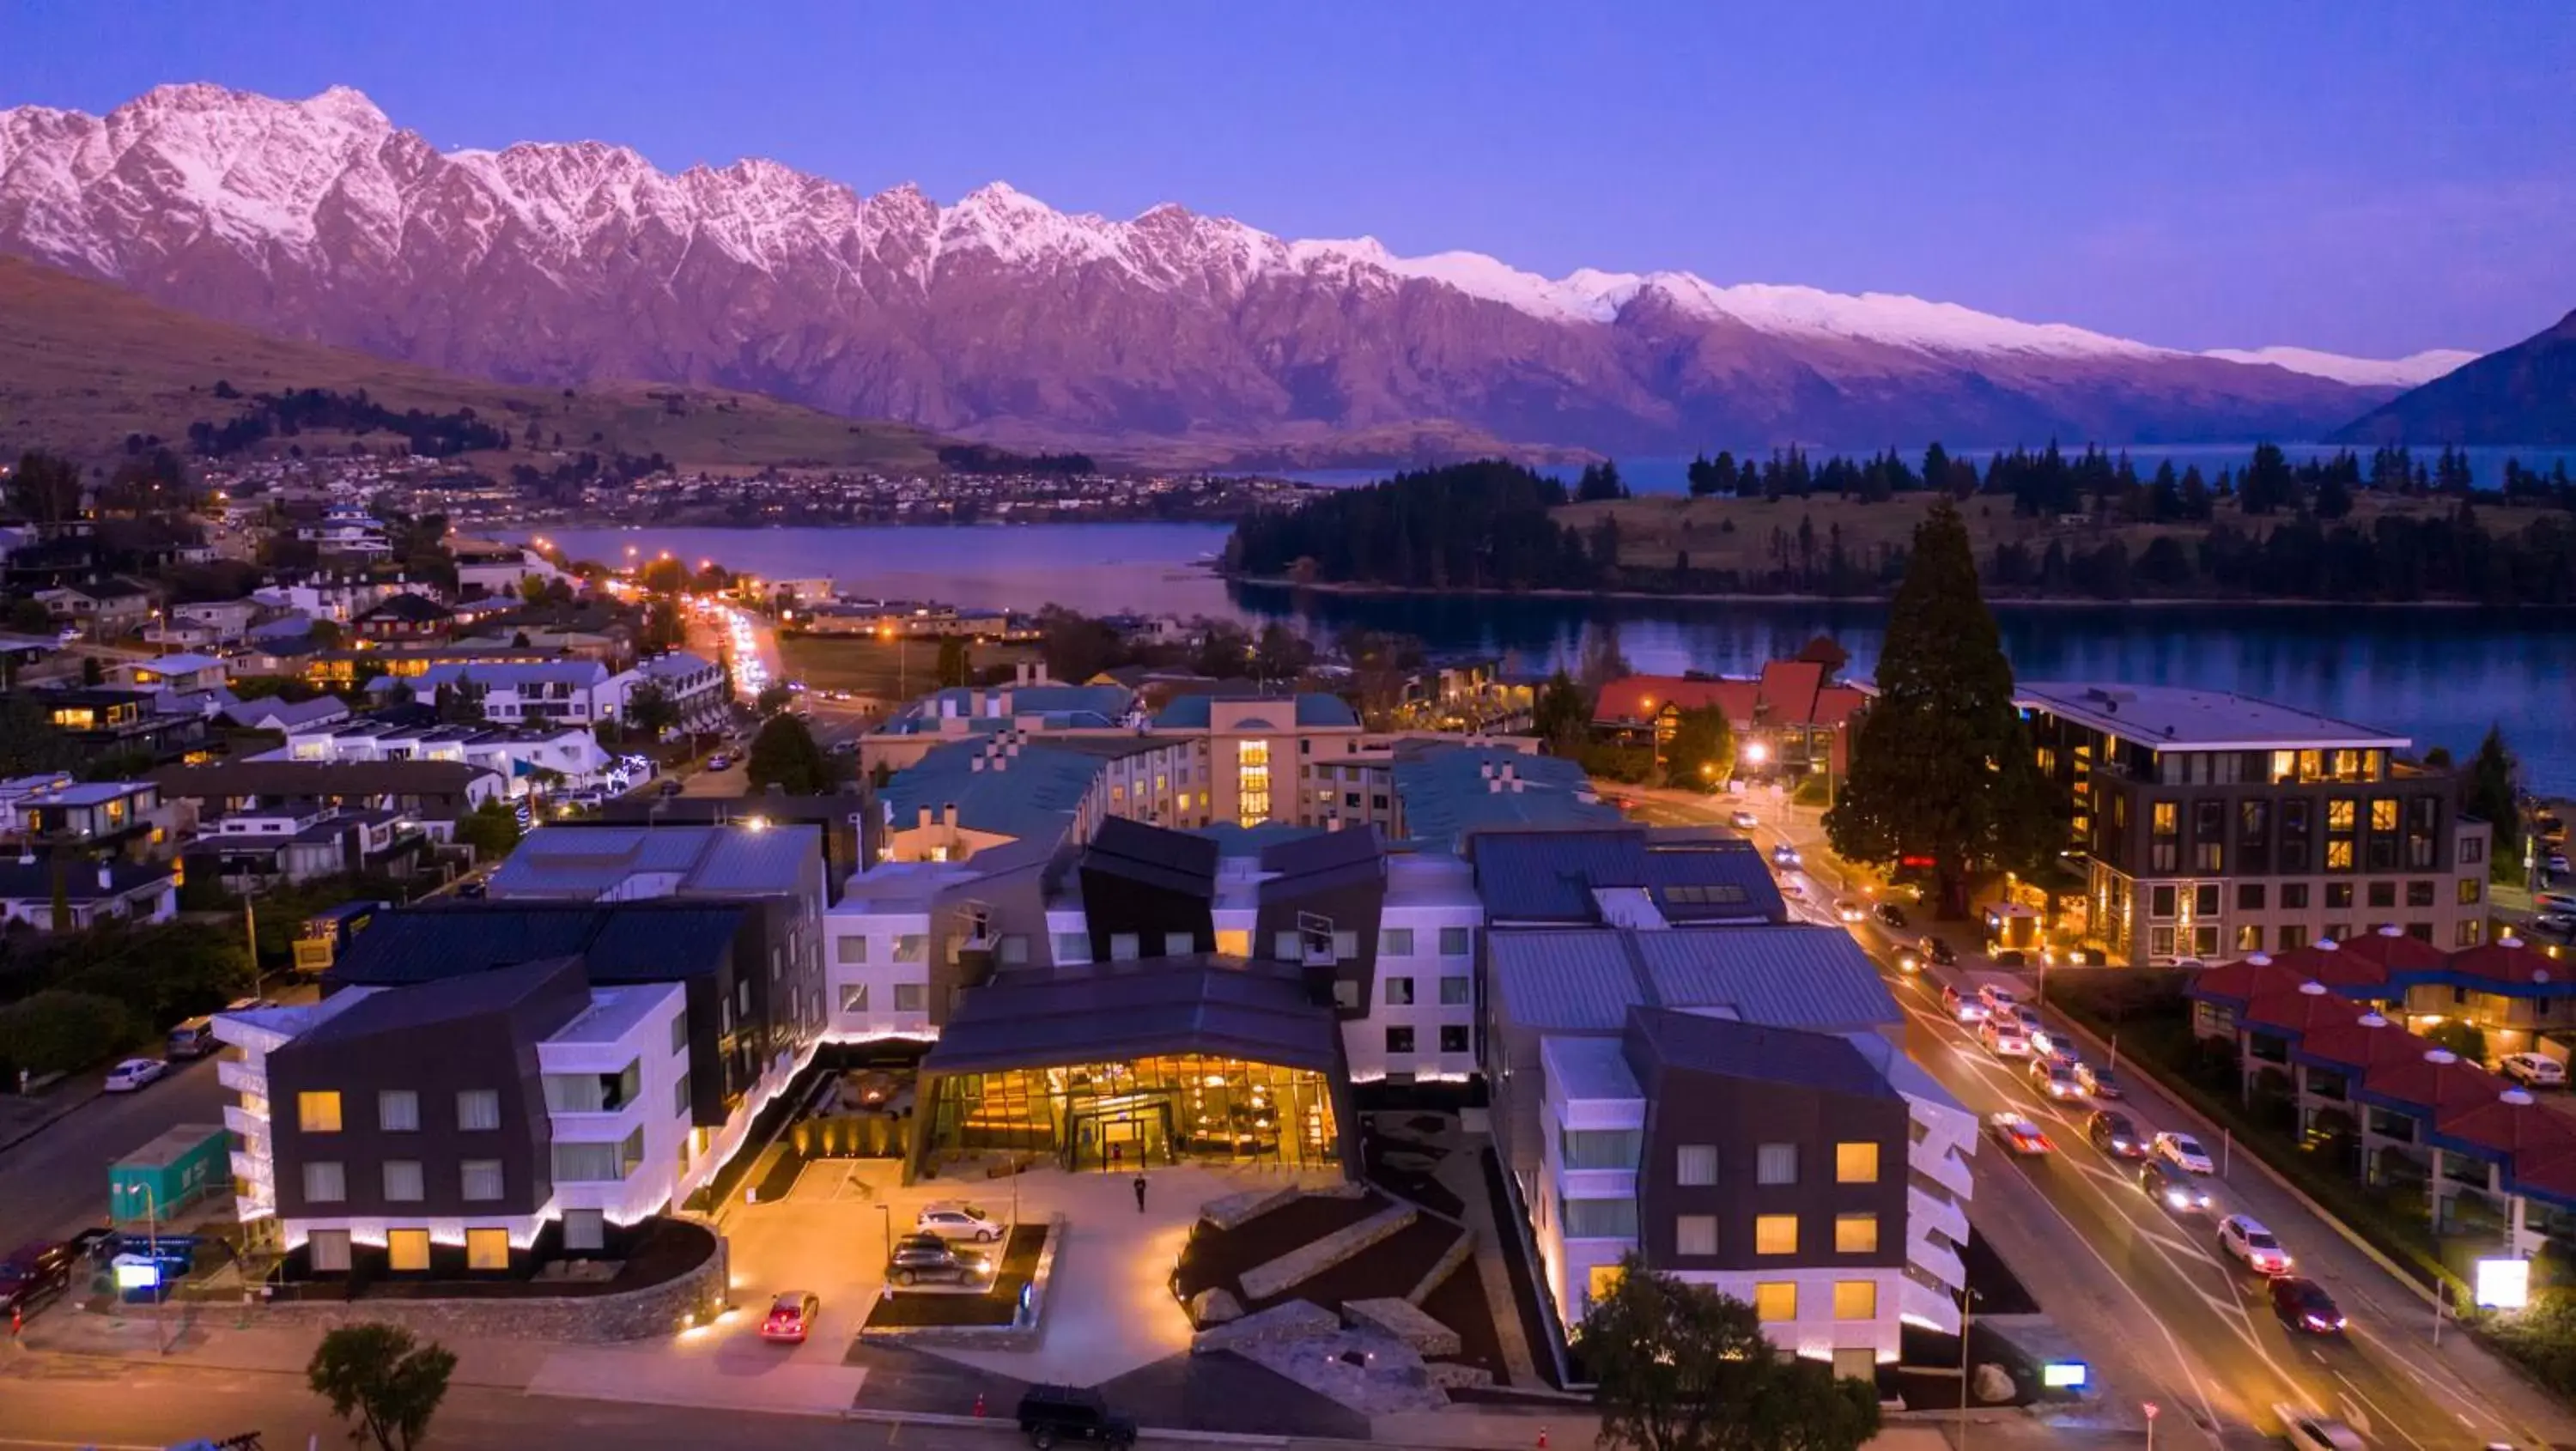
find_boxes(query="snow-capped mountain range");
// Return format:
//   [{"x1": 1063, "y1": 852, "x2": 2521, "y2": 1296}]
[{"x1": 0, "y1": 83, "x2": 2477, "y2": 456}]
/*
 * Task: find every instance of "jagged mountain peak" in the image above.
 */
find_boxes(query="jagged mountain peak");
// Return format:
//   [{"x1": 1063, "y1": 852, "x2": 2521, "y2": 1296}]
[{"x1": 0, "y1": 82, "x2": 2472, "y2": 453}]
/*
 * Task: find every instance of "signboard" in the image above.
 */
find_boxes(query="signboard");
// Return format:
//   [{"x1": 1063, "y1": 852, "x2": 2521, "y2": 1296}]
[
  {"x1": 2476, "y1": 1257, "x2": 2531, "y2": 1309},
  {"x1": 2040, "y1": 1361, "x2": 2090, "y2": 1389},
  {"x1": 293, "y1": 938, "x2": 336, "y2": 974},
  {"x1": 112, "y1": 1260, "x2": 161, "y2": 1290}
]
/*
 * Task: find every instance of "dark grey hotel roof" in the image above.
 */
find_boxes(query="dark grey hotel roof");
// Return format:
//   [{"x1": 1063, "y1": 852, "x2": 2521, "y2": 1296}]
[
  {"x1": 1625, "y1": 1007, "x2": 1899, "y2": 1101},
  {"x1": 325, "y1": 901, "x2": 752, "y2": 987},
  {"x1": 1488, "y1": 925, "x2": 1900, "y2": 1034},
  {"x1": 1471, "y1": 829, "x2": 1783, "y2": 924},
  {"x1": 923, "y1": 956, "x2": 1341, "y2": 1076},
  {"x1": 1258, "y1": 823, "x2": 1385, "y2": 899},
  {"x1": 1082, "y1": 816, "x2": 1220, "y2": 897},
  {"x1": 299, "y1": 956, "x2": 586, "y2": 1045}
]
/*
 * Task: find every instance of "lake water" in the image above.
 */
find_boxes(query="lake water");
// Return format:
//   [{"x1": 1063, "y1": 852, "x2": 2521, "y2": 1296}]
[
  {"x1": 1288, "y1": 445, "x2": 2576, "y2": 495},
  {"x1": 507, "y1": 523, "x2": 2576, "y2": 792}
]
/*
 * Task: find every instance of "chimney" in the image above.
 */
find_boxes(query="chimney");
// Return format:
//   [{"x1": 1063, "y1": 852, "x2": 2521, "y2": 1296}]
[
  {"x1": 1480, "y1": 762, "x2": 1495, "y2": 780},
  {"x1": 942, "y1": 802, "x2": 957, "y2": 829},
  {"x1": 916, "y1": 805, "x2": 933, "y2": 831},
  {"x1": 1488, "y1": 777, "x2": 1503, "y2": 794},
  {"x1": 971, "y1": 755, "x2": 986, "y2": 773}
]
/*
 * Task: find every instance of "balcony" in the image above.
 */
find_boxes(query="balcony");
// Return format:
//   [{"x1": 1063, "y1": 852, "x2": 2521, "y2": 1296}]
[
  {"x1": 216, "y1": 1057, "x2": 266, "y2": 1097},
  {"x1": 222, "y1": 1104, "x2": 268, "y2": 1140},
  {"x1": 228, "y1": 1149, "x2": 272, "y2": 1189}
]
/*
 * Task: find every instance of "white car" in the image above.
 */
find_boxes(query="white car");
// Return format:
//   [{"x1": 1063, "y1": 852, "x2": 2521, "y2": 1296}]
[
  {"x1": 1978, "y1": 984, "x2": 2021, "y2": 1014},
  {"x1": 103, "y1": 1058, "x2": 166, "y2": 1093},
  {"x1": 2030, "y1": 1058, "x2": 2085, "y2": 1100},
  {"x1": 1979, "y1": 1017, "x2": 2031, "y2": 1058},
  {"x1": 2153, "y1": 1131, "x2": 2215, "y2": 1175},
  {"x1": 2217, "y1": 1214, "x2": 2292, "y2": 1275},
  {"x1": 1987, "y1": 1112, "x2": 2052, "y2": 1157},
  {"x1": 1770, "y1": 844, "x2": 1801, "y2": 868},
  {"x1": 1728, "y1": 810, "x2": 1759, "y2": 830},
  {"x1": 1834, "y1": 901, "x2": 1865, "y2": 923},
  {"x1": 2502, "y1": 1053, "x2": 2567, "y2": 1088},
  {"x1": 914, "y1": 1201, "x2": 1005, "y2": 1242},
  {"x1": 2275, "y1": 1407, "x2": 2366, "y2": 1451}
]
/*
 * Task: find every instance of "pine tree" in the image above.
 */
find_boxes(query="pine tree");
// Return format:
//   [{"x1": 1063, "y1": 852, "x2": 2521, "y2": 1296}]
[
  {"x1": 1826, "y1": 497, "x2": 2059, "y2": 917},
  {"x1": 2466, "y1": 724, "x2": 2524, "y2": 884}
]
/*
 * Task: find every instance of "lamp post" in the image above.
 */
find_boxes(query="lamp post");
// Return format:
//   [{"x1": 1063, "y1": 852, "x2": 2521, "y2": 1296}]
[
  {"x1": 1957, "y1": 1286, "x2": 1980, "y2": 1451},
  {"x1": 118, "y1": 1181, "x2": 170, "y2": 1356}
]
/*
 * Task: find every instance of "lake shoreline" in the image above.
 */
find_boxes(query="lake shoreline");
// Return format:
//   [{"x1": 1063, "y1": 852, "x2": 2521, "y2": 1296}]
[{"x1": 1224, "y1": 574, "x2": 2549, "y2": 611}]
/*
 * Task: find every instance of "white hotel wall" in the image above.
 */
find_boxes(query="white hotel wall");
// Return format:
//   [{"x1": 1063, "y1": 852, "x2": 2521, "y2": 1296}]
[
  {"x1": 823, "y1": 908, "x2": 939, "y2": 1041},
  {"x1": 538, "y1": 982, "x2": 694, "y2": 1223}
]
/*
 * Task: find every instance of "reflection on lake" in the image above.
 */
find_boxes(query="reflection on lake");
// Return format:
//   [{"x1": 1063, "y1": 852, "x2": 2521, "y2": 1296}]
[{"x1": 506, "y1": 524, "x2": 2576, "y2": 791}]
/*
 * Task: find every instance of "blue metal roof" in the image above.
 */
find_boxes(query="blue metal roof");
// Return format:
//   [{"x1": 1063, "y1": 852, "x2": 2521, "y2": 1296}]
[
  {"x1": 325, "y1": 902, "x2": 754, "y2": 987},
  {"x1": 880, "y1": 739, "x2": 1112, "y2": 843},
  {"x1": 1625, "y1": 1009, "x2": 1900, "y2": 1101},
  {"x1": 489, "y1": 823, "x2": 818, "y2": 899},
  {"x1": 1149, "y1": 693, "x2": 1358, "y2": 730},
  {"x1": 1393, "y1": 747, "x2": 1620, "y2": 847},
  {"x1": 1488, "y1": 926, "x2": 1899, "y2": 1035},
  {"x1": 1470, "y1": 828, "x2": 1783, "y2": 924}
]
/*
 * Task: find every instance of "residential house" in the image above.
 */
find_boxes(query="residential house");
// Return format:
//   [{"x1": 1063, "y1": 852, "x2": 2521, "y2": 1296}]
[{"x1": 0, "y1": 855, "x2": 179, "y2": 930}]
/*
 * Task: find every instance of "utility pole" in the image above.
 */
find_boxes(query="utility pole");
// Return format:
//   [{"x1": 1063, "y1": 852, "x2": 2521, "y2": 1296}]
[{"x1": 122, "y1": 1182, "x2": 170, "y2": 1356}]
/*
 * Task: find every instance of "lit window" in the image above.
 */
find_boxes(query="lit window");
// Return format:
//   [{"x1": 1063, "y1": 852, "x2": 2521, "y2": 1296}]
[
  {"x1": 1833, "y1": 1280, "x2": 1879, "y2": 1320},
  {"x1": 465, "y1": 1228, "x2": 510, "y2": 1271},
  {"x1": 386, "y1": 1229, "x2": 430, "y2": 1272},
  {"x1": 1836, "y1": 1212, "x2": 1879, "y2": 1254},
  {"x1": 1834, "y1": 1142, "x2": 1878, "y2": 1183},
  {"x1": 1586, "y1": 1262, "x2": 1624, "y2": 1308},
  {"x1": 1754, "y1": 1282, "x2": 1798, "y2": 1321},
  {"x1": 296, "y1": 1092, "x2": 343, "y2": 1133},
  {"x1": 2371, "y1": 798, "x2": 2398, "y2": 832},
  {"x1": 1755, "y1": 1214, "x2": 1799, "y2": 1255}
]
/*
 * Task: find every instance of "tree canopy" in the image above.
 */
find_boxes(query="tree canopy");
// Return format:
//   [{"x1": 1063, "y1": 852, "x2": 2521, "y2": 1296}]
[
  {"x1": 2467, "y1": 724, "x2": 2523, "y2": 883},
  {"x1": 307, "y1": 1322, "x2": 459, "y2": 1451},
  {"x1": 1662, "y1": 705, "x2": 1734, "y2": 792},
  {"x1": 745, "y1": 713, "x2": 836, "y2": 795},
  {"x1": 1825, "y1": 496, "x2": 2058, "y2": 916},
  {"x1": 1582, "y1": 1254, "x2": 1881, "y2": 1451}
]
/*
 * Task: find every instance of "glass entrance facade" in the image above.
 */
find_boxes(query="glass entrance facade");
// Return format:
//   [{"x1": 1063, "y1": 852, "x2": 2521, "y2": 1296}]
[{"x1": 925, "y1": 1054, "x2": 1340, "y2": 1170}]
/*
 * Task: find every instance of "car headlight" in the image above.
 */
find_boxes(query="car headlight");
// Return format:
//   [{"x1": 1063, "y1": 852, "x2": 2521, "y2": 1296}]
[{"x1": 2166, "y1": 1191, "x2": 2189, "y2": 1207}]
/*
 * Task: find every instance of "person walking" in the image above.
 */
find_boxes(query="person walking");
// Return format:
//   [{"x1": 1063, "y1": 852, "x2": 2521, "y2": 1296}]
[{"x1": 1133, "y1": 1174, "x2": 1148, "y2": 1213}]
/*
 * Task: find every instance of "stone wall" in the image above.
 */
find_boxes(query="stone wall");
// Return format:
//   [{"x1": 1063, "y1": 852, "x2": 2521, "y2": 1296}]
[{"x1": 252, "y1": 1228, "x2": 725, "y2": 1344}]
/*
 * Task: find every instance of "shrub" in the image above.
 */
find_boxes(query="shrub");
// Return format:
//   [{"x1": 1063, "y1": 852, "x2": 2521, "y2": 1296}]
[{"x1": 0, "y1": 989, "x2": 135, "y2": 1074}]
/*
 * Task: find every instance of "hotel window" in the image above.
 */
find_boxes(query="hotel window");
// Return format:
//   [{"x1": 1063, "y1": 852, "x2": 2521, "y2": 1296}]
[
  {"x1": 2328, "y1": 799, "x2": 2356, "y2": 832},
  {"x1": 2150, "y1": 926, "x2": 2177, "y2": 958},
  {"x1": 2462, "y1": 836, "x2": 2487, "y2": 865},
  {"x1": 2279, "y1": 925, "x2": 2307, "y2": 952},
  {"x1": 2367, "y1": 881, "x2": 2395, "y2": 910},
  {"x1": 835, "y1": 936, "x2": 868, "y2": 964},
  {"x1": 307, "y1": 1230, "x2": 351, "y2": 1273},
  {"x1": 2237, "y1": 883, "x2": 2266, "y2": 912},
  {"x1": 1440, "y1": 975, "x2": 1471, "y2": 1005},
  {"x1": 1440, "y1": 926, "x2": 1472, "y2": 956},
  {"x1": 1836, "y1": 1211, "x2": 1880, "y2": 1254},
  {"x1": 1754, "y1": 1282, "x2": 1798, "y2": 1322},
  {"x1": 2194, "y1": 800, "x2": 2224, "y2": 872},
  {"x1": 1109, "y1": 932, "x2": 1142, "y2": 961},
  {"x1": 1835, "y1": 1142, "x2": 1879, "y2": 1183},
  {"x1": 2195, "y1": 883, "x2": 2220, "y2": 918},
  {"x1": 297, "y1": 1091, "x2": 343, "y2": 1133},
  {"x1": 2326, "y1": 841, "x2": 2354, "y2": 871},
  {"x1": 382, "y1": 1160, "x2": 425, "y2": 1202},
  {"x1": 840, "y1": 984, "x2": 868, "y2": 1013},
  {"x1": 2407, "y1": 881, "x2": 2436, "y2": 908},
  {"x1": 2460, "y1": 877, "x2": 2483, "y2": 905},
  {"x1": 465, "y1": 1229, "x2": 510, "y2": 1272},
  {"x1": 671, "y1": 1012, "x2": 689, "y2": 1055},
  {"x1": 460, "y1": 1160, "x2": 504, "y2": 1201},
  {"x1": 893, "y1": 984, "x2": 926, "y2": 1013},
  {"x1": 2151, "y1": 801, "x2": 2178, "y2": 872},
  {"x1": 374, "y1": 1090, "x2": 418, "y2": 1132},
  {"x1": 1834, "y1": 1280, "x2": 1879, "y2": 1320},
  {"x1": 672, "y1": 1073, "x2": 691, "y2": 1118},
  {"x1": 2326, "y1": 883, "x2": 2354, "y2": 910},
  {"x1": 1386, "y1": 977, "x2": 1415, "y2": 1006},
  {"x1": 893, "y1": 935, "x2": 926, "y2": 962},
  {"x1": 1380, "y1": 928, "x2": 1415, "y2": 956},
  {"x1": 2458, "y1": 920, "x2": 2485, "y2": 947},
  {"x1": 1754, "y1": 1215, "x2": 1800, "y2": 1255},
  {"x1": 1385, "y1": 1026, "x2": 1415, "y2": 1054},
  {"x1": 301, "y1": 1162, "x2": 346, "y2": 1203},
  {"x1": 2193, "y1": 925, "x2": 2221, "y2": 957},
  {"x1": 1216, "y1": 929, "x2": 1251, "y2": 957},
  {"x1": 1334, "y1": 931, "x2": 1360, "y2": 960},
  {"x1": 2370, "y1": 798, "x2": 2398, "y2": 832},
  {"x1": 1236, "y1": 738, "x2": 1273, "y2": 826},
  {"x1": 1675, "y1": 1215, "x2": 1718, "y2": 1257},
  {"x1": 1162, "y1": 932, "x2": 1194, "y2": 957},
  {"x1": 1273, "y1": 931, "x2": 1303, "y2": 962},
  {"x1": 2325, "y1": 923, "x2": 2351, "y2": 944},
  {"x1": 1055, "y1": 932, "x2": 1091, "y2": 962},
  {"x1": 2281, "y1": 883, "x2": 2310, "y2": 909},
  {"x1": 1676, "y1": 1144, "x2": 1718, "y2": 1186},
  {"x1": 1560, "y1": 1129, "x2": 1642, "y2": 1169},
  {"x1": 386, "y1": 1229, "x2": 430, "y2": 1272},
  {"x1": 2149, "y1": 885, "x2": 2177, "y2": 920},
  {"x1": 1756, "y1": 1143, "x2": 1799, "y2": 1185},
  {"x1": 564, "y1": 1208, "x2": 606, "y2": 1254},
  {"x1": 1561, "y1": 1197, "x2": 1637, "y2": 1238},
  {"x1": 2235, "y1": 924, "x2": 2263, "y2": 951},
  {"x1": 1440, "y1": 1025, "x2": 1470, "y2": 1053}
]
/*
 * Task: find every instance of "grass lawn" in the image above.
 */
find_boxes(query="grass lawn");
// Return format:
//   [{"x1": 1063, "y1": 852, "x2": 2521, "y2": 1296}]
[
  {"x1": 777, "y1": 634, "x2": 1042, "y2": 699},
  {"x1": 862, "y1": 1224, "x2": 1049, "y2": 1329}
]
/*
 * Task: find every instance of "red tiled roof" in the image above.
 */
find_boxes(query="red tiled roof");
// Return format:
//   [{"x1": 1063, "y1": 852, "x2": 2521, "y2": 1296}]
[
  {"x1": 2240, "y1": 982, "x2": 2369, "y2": 1037},
  {"x1": 2437, "y1": 1094, "x2": 2576, "y2": 1157},
  {"x1": 1591, "y1": 668, "x2": 1863, "y2": 731},
  {"x1": 2445, "y1": 938, "x2": 2565, "y2": 987},
  {"x1": 1812, "y1": 685, "x2": 1868, "y2": 728},
  {"x1": 2507, "y1": 1146, "x2": 2576, "y2": 1205},
  {"x1": 2360, "y1": 1049, "x2": 2508, "y2": 1116},
  {"x1": 2330, "y1": 927, "x2": 2452, "y2": 977},
  {"x1": 2292, "y1": 1013, "x2": 2422, "y2": 1075},
  {"x1": 1755, "y1": 659, "x2": 1826, "y2": 721},
  {"x1": 2191, "y1": 955, "x2": 2324, "y2": 1004},
  {"x1": 1592, "y1": 676, "x2": 1752, "y2": 726}
]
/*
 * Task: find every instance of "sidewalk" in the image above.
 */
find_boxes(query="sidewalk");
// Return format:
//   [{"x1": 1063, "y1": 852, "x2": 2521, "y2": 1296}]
[
  {"x1": 0, "y1": 1075, "x2": 103, "y2": 1155},
  {"x1": 21, "y1": 1301, "x2": 550, "y2": 1389}
]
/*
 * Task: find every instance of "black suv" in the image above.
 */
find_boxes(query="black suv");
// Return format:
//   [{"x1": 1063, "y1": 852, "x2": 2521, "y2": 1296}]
[
  {"x1": 1917, "y1": 936, "x2": 1958, "y2": 967},
  {"x1": 1874, "y1": 902, "x2": 1909, "y2": 929},
  {"x1": 0, "y1": 1240, "x2": 78, "y2": 1318},
  {"x1": 887, "y1": 1232, "x2": 992, "y2": 1286},
  {"x1": 1016, "y1": 1384, "x2": 1137, "y2": 1448},
  {"x1": 2086, "y1": 1109, "x2": 2146, "y2": 1159}
]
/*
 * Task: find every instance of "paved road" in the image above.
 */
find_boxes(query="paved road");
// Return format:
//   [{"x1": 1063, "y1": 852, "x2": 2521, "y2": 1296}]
[
  {"x1": 0, "y1": 1058, "x2": 225, "y2": 1251},
  {"x1": 1624, "y1": 786, "x2": 2556, "y2": 1449}
]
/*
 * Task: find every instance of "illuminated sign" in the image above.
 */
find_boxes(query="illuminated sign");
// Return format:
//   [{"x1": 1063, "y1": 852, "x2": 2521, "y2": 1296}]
[
  {"x1": 2040, "y1": 1361, "x2": 2089, "y2": 1389},
  {"x1": 2476, "y1": 1257, "x2": 2531, "y2": 1310},
  {"x1": 112, "y1": 1260, "x2": 161, "y2": 1290}
]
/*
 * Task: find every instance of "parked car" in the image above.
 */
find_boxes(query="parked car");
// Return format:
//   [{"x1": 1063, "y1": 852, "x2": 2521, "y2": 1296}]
[
  {"x1": 1016, "y1": 1383, "x2": 1138, "y2": 1449},
  {"x1": 914, "y1": 1201, "x2": 1005, "y2": 1243},
  {"x1": 2076, "y1": 1060, "x2": 2123, "y2": 1099},
  {"x1": 1990, "y1": 948, "x2": 2030, "y2": 968},
  {"x1": 1979, "y1": 1017, "x2": 2031, "y2": 1058},
  {"x1": 164, "y1": 1017, "x2": 217, "y2": 1060},
  {"x1": 1874, "y1": 902, "x2": 1909, "y2": 929},
  {"x1": 761, "y1": 1290, "x2": 820, "y2": 1344},
  {"x1": 1941, "y1": 984, "x2": 1988, "y2": 1023},
  {"x1": 2139, "y1": 1159, "x2": 2213, "y2": 1213},
  {"x1": 2087, "y1": 1109, "x2": 2147, "y2": 1158},
  {"x1": 2153, "y1": 1131, "x2": 2216, "y2": 1175},
  {"x1": 1917, "y1": 936, "x2": 1958, "y2": 967},
  {"x1": 2029, "y1": 1058, "x2": 2084, "y2": 1100},
  {"x1": 2270, "y1": 1278, "x2": 2347, "y2": 1336},
  {"x1": 2275, "y1": 1406, "x2": 2366, "y2": 1451},
  {"x1": 1987, "y1": 1112, "x2": 2051, "y2": 1157},
  {"x1": 888, "y1": 1234, "x2": 993, "y2": 1286},
  {"x1": 0, "y1": 1240, "x2": 77, "y2": 1318},
  {"x1": 102, "y1": 1059, "x2": 165, "y2": 1093},
  {"x1": 1728, "y1": 810, "x2": 1759, "y2": 830},
  {"x1": 2501, "y1": 1053, "x2": 2567, "y2": 1088},
  {"x1": 2217, "y1": 1214, "x2": 2293, "y2": 1275}
]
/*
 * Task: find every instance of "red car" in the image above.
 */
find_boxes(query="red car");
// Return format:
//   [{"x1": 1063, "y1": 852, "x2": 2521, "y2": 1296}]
[{"x1": 761, "y1": 1290, "x2": 819, "y2": 1344}]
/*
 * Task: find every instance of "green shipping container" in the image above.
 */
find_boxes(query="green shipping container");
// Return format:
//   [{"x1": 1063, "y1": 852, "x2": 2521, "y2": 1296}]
[{"x1": 110, "y1": 1123, "x2": 228, "y2": 1221}]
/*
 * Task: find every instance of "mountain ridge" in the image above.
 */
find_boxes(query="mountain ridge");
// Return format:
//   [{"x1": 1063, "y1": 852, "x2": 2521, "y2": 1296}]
[
  {"x1": 2332, "y1": 309, "x2": 2576, "y2": 446},
  {"x1": 0, "y1": 82, "x2": 2474, "y2": 454}
]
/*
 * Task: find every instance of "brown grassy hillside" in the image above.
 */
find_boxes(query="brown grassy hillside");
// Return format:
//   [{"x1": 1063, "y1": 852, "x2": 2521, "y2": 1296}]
[{"x1": 0, "y1": 255, "x2": 946, "y2": 471}]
